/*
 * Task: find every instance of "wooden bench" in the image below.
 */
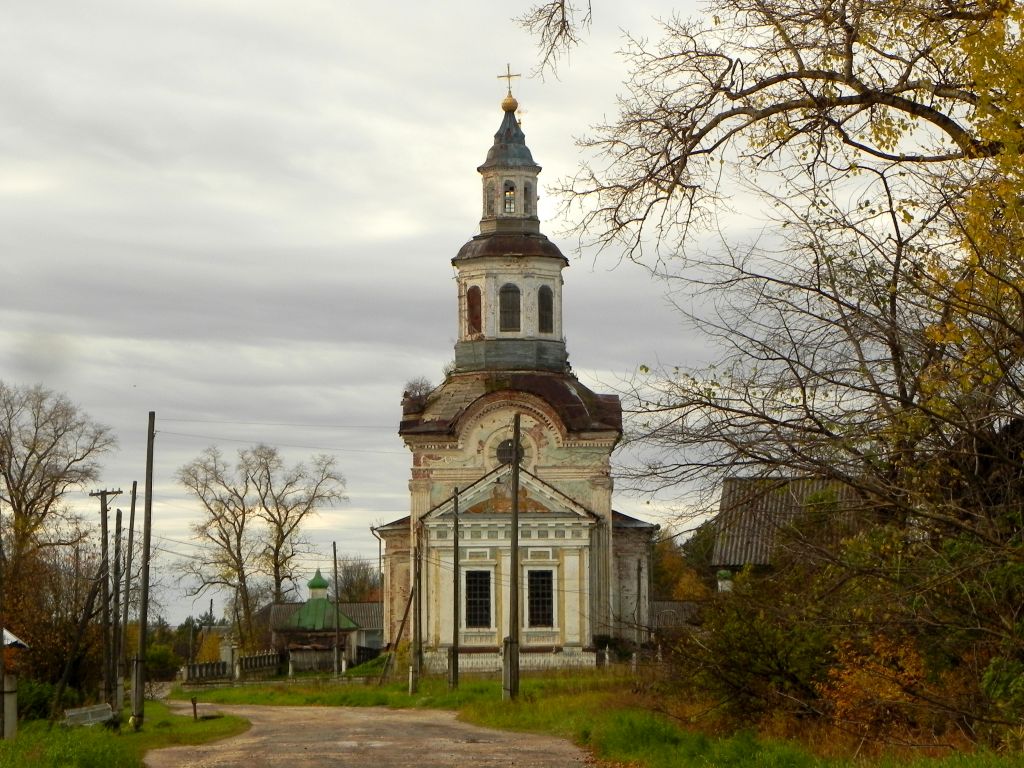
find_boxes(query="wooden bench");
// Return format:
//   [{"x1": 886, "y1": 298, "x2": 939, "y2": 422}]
[{"x1": 63, "y1": 703, "x2": 114, "y2": 727}]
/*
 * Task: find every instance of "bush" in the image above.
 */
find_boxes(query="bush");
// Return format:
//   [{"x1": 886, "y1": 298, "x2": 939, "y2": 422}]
[
  {"x1": 668, "y1": 570, "x2": 832, "y2": 720},
  {"x1": 146, "y1": 644, "x2": 182, "y2": 682},
  {"x1": 15, "y1": 678, "x2": 81, "y2": 721}
]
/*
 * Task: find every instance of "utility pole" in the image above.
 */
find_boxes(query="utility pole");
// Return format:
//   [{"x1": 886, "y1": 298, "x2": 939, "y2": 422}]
[
  {"x1": 410, "y1": 525, "x2": 422, "y2": 694},
  {"x1": 503, "y1": 414, "x2": 521, "y2": 701},
  {"x1": 370, "y1": 525, "x2": 383, "y2": 660},
  {"x1": 333, "y1": 541, "x2": 341, "y2": 677},
  {"x1": 636, "y1": 558, "x2": 643, "y2": 646},
  {"x1": 111, "y1": 507, "x2": 122, "y2": 710},
  {"x1": 132, "y1": 412, "x2": 155, "y2": 730},
  {"x1": 91, "y1": 487, "x2": 122, "y2": 707},
  {"x1": 120, "y1": 483, "x2": 136, "y2": 697},
  {"x1": 449, "y1": 488, "x2": 460, "y2": 691}
]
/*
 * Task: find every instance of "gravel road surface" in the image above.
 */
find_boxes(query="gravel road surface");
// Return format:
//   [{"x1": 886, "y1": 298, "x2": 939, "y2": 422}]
[{"x1": 144, "y1": 702, "x2": 590, "y2": 767}]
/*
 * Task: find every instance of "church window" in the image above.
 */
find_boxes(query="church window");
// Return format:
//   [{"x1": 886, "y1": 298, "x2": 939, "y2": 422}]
[
  {"x1": 503, "y1": 181, "x2": 516, "y2": 214},
  {"x1": 465, "y1": 570, "x2": 491, "y2": 628},
  {"x1": 524, "y1": 182, "x2": 533, "y2": 215},
  {"x1": 499, "y1": 283, "x2": 520, "y2": 331},
  {"x1": 538, "y1": 285, "x2": 553, "y2": 334},
  {"x1": 467, "y1": 285, "x2": 482, "y2": 335},
  {"x1": 485, "y1": 182, "x2": 495, "y2": 216},
  {"x1": 527, "y1": 570, "x2": 554, "y2": 627}
]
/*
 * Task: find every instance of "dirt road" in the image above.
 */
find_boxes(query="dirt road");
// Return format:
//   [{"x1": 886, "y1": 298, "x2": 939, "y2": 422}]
[{"x1": 144, "y1": 703, "x2": 590, "y2": 767}]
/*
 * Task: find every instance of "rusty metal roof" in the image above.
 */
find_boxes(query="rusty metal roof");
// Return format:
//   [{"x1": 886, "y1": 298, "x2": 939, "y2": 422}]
[
  {"x1": 650, "y1": 600, "x2": 699, "y2": 629},
  {"x1": 711, "y1": 476, "x2": 860, "y2": 568},
  {"x1": 453, "y1": 232, "x2": 567, "y2": 265},
  {"x1": 400, "y1": 370, "x2": 621, "y2": 438},
  {"x1": 612, "y1": 510, "x2": 659, "y2": 531}
]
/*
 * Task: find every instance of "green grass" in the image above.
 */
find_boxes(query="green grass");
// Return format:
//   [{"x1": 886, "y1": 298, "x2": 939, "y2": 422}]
[
  {"x1": 0, "y1": 699, "x2": 249, "y2": 768},
  {"x1": 343, "y1": 653, "x2": 389, "y2": 677},
  {"x1": 175, "y1": 674, "x2": 1023, "y2": 768}
]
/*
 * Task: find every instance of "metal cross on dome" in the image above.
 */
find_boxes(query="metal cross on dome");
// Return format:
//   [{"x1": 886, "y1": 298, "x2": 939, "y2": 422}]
[{"x1": 498, "y1": 63, "x2": 521, "y2": 95}]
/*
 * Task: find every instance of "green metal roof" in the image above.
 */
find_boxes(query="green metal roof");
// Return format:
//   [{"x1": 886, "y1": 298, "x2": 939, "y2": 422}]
[{"x1": 281, "y1": 597, "x2": 357, "y2": 631}]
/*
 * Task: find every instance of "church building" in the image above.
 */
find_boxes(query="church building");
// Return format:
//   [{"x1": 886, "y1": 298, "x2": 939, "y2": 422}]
[{"x1": 377, "y1": 86, "x2": 656, "y2": 672}]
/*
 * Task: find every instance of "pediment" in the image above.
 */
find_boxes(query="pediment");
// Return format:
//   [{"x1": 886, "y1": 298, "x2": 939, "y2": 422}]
[{"x1": 423, "y1": 466, "x2": 597, "y2": 522}]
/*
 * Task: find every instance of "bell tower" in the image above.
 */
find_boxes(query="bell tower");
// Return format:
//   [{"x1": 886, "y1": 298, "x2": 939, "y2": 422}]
[
  {"x1": 452, "y1": 85, "x2": 569, "y2": 373},
  {"x1": 391, "y1": 81, "x2": 636, "y2": 665}
]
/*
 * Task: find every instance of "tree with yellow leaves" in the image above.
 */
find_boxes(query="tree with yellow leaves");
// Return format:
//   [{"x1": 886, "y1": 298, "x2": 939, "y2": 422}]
[{"x1": 522, "y1": 0, "x2": 1024, "y2": 741}]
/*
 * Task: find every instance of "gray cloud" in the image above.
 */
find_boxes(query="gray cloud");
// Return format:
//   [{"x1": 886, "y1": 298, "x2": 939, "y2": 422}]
[{"x1": 1, "y1": 0, "x2": 705, "y2": 620}]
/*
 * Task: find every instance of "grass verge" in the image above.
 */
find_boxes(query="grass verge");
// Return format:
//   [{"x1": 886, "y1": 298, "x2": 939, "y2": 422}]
[
  {"x1": 178, "y1": 673, "x2": 1024, "y2": 768},
  {"x1": 0, "y1": 699, "x2": 249, "y2": 768}
]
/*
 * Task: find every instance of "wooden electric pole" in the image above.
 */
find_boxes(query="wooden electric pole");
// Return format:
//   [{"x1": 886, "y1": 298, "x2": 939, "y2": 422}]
[
  {"x1": 132, "y1": 412, "x2": 155, "y2": 730},
  {"x1": 449, "y1": 488, "x2": 460, "y2": 690},
  {"x1": 503, "y1": 414, "x2": 521, "y2": 701},
  {"x1": 333, "y1": 541, "x2": 341, "y2": 677},
  {"x1": 410, "y1": 524, "x2": 422, "y2": 694},
  {"x1": 90, "y1": 487, "x2": 121, "y2": 707},
  {"x1": 111, "y1": 507, "x2": 122, "y2": 710},
  {"x1": 120, "y1": 483, "x2": 137, "y2": 696}
]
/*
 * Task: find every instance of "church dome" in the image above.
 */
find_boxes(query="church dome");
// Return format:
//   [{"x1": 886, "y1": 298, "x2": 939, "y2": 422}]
[
  {"x1": 307, "y1": 569, "x2": 329, "y2": 590},
  {"x1": 477, "y1": 98, "x2": 539, "y2": 172}
]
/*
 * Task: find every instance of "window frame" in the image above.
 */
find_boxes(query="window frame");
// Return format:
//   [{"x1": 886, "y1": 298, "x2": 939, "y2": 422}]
[
  {"x1": 537, "y1": 285, "x2": 554, "y2": 334},
  {"x1": 499, "y1": 283, "x2": 521, "y2": 332},
  {"x1": 526, "y1": 568, "x2": 555, "y2": 628},
  {"x1": 503, "y1": 180, "x2": 516, "y2": 214},
  {"x1": 466, "y1": 285, "x2": 482, "y2": 335},
  {"x1": 463, "y1": 569, "x2": 493, "y2": 629}
]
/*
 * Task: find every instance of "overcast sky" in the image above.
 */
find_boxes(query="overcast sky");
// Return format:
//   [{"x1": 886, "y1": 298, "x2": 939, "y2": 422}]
[{"x1": 1, "y1": 0, "x2": 719, "y2": 623}]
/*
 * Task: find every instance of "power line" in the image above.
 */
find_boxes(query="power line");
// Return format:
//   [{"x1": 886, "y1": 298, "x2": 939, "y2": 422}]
[
  {"x1": 157, "y1": 430, "x2": 406, "y2": 455},
  {"x1": 160, "y1": 417, "x2": 391, "y2": 429}
]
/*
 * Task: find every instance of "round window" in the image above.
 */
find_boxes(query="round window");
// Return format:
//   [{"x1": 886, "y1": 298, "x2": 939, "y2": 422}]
[{"x1": 496, "y1": 439, "x2": 524, "y2": 465}]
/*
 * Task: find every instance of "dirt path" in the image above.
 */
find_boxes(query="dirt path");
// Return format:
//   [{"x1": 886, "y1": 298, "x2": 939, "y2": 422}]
[{"x1": 144, "y1": 702, "x2": 591, "y2": 767}]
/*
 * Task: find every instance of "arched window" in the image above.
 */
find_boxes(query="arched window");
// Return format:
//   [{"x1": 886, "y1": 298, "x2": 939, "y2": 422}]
[
  {"x1": 538, "y1": 285, "x2": 553, "y2": 334},
  {"x1": 485, "y1": 182, "x2": 495, "y2": 216},
  {"x1": 467, "y1": 285, "x2": 482, "y2": 335},
  {"x1": 499, "y1": 283, "x2": 520, "y2": 332},
  {"x1": 503, "y1": 181, "x2": 516, "y2": 214},
  {"x1": 524, "y1": 182, "x2": 533, "y2": 215}
]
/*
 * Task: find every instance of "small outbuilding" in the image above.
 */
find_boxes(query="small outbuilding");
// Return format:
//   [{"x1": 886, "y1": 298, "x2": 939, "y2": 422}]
[{"x1": 272, "y1": 570, "x2": 358, "y2": 672}]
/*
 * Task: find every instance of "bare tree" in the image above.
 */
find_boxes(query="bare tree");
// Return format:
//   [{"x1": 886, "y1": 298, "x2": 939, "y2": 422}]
[
  {"x1": 0, "y1": 382, "x2": 115, "y2": 572},
  {"x1": 245, "y1": 445, "x2": 346, "y2": 602},
  {"x1": 334, "y1": 558, "x2": 380, "y2": 603},
  {"x1": 517, "y1": 1, "x2": 592, "y2": 73},
  {"x1": 178, "y1": 447, "x2": 265, "y2": 649},
  {"x1": 178, "y1": 445, "x2": 345, "y2": 647}
]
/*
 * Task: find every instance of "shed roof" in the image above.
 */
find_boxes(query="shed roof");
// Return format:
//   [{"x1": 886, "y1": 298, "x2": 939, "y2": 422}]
[
  {"x1": 612, "y1": 510, "x2": 659, "y2": 531},
  {"x1": 711, "y1": 476, "x2": 860, "y2": 568},
  {"x1": 2, "y1": 628, "x2": 27, "y2": 648},
  {"x1": 650, "y1": 600, "x2": 699, "y2": 629},
  {"x1": 338, "y1": 602, "x2": 383, "y2": 630}
]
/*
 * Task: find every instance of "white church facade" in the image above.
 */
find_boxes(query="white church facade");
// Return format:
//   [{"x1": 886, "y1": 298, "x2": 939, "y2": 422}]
[{"x1": 377, "y1": 88, "x2": 657, "y2": 672}]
